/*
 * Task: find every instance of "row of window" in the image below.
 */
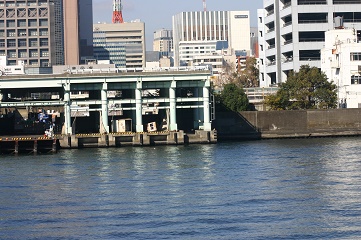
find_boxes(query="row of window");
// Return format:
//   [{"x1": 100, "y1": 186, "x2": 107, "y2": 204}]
[
  {"x1": 1, "y1": 49, "x2": 50, "y2": 58},
  {"x1": 0, "y1": 19, "x2": 48, "y2": 28},
  {"x1": 0, "y1": 38, "x2": 49, "y2": 47},
  {"x1": 351, "y1": 75, "x2": 361, "y2": 84},
  {"x1": 351, "y1": 52, "x2": 361, "y2": 61}
]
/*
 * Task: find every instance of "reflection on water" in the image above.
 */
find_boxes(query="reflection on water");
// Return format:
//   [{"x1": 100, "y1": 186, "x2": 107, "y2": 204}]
[{"x1": 1, "y1": 138, "x2": 361, "y2": 239}]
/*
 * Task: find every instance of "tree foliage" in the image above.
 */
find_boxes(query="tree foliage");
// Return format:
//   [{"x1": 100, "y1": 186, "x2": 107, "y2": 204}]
[
  {"x1": 216, "y1": 57, "x2": 259, "y2": 89},
  {"x1": 219, "y1": 83, "x2": 249, "y2": 112},
  {"x1": 265, "y1": 65, "x2": 337, "y2": 110}
]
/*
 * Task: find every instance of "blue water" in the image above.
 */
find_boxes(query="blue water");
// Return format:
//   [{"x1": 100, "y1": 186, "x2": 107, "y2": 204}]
[{"x1": 1, "y1": 138, "x2": 361, "y2": 239}]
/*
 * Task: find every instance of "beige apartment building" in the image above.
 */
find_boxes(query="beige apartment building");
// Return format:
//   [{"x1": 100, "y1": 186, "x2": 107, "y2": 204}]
[
  {"x1": 153, "y1": 29, "x2": 173, "y2": 53},
  {"x1": 93, "y1": 21, "x2": 145, "y2": 68}
]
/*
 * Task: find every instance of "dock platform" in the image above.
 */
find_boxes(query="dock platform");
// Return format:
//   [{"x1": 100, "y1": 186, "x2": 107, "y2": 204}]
[
  {"x1": 58, "y1": 130, "x2": 217, "y2": 149},
  {"x1": 0, "y1": 136, "x2": 57, "y2": 154},
  {"x1": 0, "y1": 130, "x2": 217, "y2": 154}
]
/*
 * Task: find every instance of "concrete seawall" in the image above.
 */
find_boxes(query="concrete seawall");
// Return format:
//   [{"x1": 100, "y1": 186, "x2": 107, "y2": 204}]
[{"x1": 215, "y1": 109, "x2": 361, "y2": 140}]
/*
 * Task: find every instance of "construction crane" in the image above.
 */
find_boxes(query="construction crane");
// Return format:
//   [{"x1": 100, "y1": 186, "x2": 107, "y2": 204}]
[
  {"x1": 112, "y1": 0, "x2": 124, "y2": 23},
  {"x1": 203, "y1": 0, "x2": 207, "y2": 11}
]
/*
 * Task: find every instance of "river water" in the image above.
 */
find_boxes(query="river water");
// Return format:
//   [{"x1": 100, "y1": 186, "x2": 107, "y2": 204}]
[{"x1": 1, "y1": 138, "x2": 361, "y2": 239}]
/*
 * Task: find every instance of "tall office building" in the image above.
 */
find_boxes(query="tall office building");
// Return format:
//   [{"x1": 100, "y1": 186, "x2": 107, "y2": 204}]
[
  {"x1": 258, "y1": 0, "x2": 361, "y2": 87},
  {"x1": 63, "y1": 0, "x2": 93, "y2": 65},
  {"x1": 172, "y1": 11, "x2": 251, "y2": 66},
  {"x1": 153, "y1": 29, "x2": 173, "y2": 53},
  {"x1": 93, "y1": 21, "x2": 145, "y2": 68},
  {"x1": 0, "y1": 0, "x2": 94, "y2": 69},
  {"x1": 0, "y1": 0, "x2": 64, "y2": 68}
]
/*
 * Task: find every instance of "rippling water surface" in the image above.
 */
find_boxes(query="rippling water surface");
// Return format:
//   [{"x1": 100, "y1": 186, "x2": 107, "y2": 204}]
[{"x1": 1, "y1": 138, "x2": 361, "y2": 239}]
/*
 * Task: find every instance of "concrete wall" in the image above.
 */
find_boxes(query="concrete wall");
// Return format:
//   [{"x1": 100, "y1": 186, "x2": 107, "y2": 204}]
[{"x1": 215, "y1": 109, "x2": 361, "y2": 140}]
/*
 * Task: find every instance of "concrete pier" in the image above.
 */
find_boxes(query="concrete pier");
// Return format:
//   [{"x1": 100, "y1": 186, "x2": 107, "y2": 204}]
[{"x1": 58, "y1": 130, "x2": 217, "y2": 149}]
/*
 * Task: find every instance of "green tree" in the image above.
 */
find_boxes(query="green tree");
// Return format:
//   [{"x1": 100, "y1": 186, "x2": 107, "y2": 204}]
[
  {"x1": 219, "y1": 83, "x2": 249, "y2": 112},
  {"x1": 237, "y1": 57, "x2": 260, "y2": 88},
  {"x1": 217, "y1": 57, "x2": 259, "y2": 89},
  {"x1": 265, "y1": 65, "x2": 337, "y2": 110}
]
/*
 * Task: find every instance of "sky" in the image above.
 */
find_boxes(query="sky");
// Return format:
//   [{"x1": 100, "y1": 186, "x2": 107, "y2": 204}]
[{"x1": 92, "y1": 0, "x2": 263, "y2": 49}]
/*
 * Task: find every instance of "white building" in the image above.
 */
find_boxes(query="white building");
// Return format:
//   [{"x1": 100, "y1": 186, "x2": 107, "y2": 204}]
[
  {"x1": 258, "y1": 9, "x2": 267, "y2": 86},
  {"x1": 321, "y1": 27, "x2": 361, "y2": 108},
  {"x1": 258, "y1": 0, "x2": 361, "y2": 87},
  {"x1": 172, "y1": 11, "x2": 251, "y2": 67},
  {"x1": 0, "y1": 56, "x2": 25, "y2": 75}
]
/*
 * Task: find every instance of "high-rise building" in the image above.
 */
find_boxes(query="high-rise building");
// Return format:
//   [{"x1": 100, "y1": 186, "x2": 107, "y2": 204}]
[
  {"x1": 63, "y1": 0, "x2": 93, "y2": 65},
  {"x1": 153, "y1": 29, "x2": 173, "y2": 54},
  {"x1": 0, "y1": 0, "x2": 94, "y2": 70},
  {"x1": 258, "y1": 0, "x2": 361, "y2": 87},
  {"x1": 0, "y1": 0, "x2": 64, "y2": 68},
  {"x1": 172, "y1": 11, "x2": 251, "y2": 66},
  {"x1": 93, "y1": 21, "x2": 146, "y2": 68}
]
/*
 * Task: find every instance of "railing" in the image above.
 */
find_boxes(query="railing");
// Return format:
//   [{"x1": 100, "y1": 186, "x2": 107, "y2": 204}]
[
  {"x1": 344, "y1": 19, "x2": 361, "y2": 23},
  {"x1": 283, "y1": 2, "x2": 291, "y2": 9},
  {"x1": 333, "y1": 0, "x2": 361, "y2": 4},
  {"x1": 66, "y1": 66, "x2": 211, "y2": 75},
  {"x1": 299, "y1": 57, "x2": 321, "y2": 61},
  {"x1": 283, "y1": 22, "x2": 292, "y2": 27},
  {"x1": 283, "y1": 57, "x2": 293, "y2": 63},
  {"x1": 245, "y1": 87, "x2": 279, "y2": 103},
  {"x1": 297, "y1": 1, "x2": 327, "y2": 5},
  {"x1": 267, "y1": 10, "x2": 274, "y2": 16},
  {"x1": 299, "y1": 20, "x2": 328, "y2": 24},
  {"x1": 299, "y1": 38, "x2": 324, "y2": 42},
  {"x1": 284, "y1": 39, "x2": 293, "y2": 45}
]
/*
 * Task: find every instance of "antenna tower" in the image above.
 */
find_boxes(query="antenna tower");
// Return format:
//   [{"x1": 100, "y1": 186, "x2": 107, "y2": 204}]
[
  {"x1": 203, "y1": 0, "x2": 207, "y2": 11},
  {"x1": 112, "y1": 0, "x2": 124, "y2": 23}
]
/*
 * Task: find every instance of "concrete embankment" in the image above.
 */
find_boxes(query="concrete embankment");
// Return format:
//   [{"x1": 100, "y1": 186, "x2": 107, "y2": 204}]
[{"x1": 215, "y1": 109, "x2": 361, "y2": 140}]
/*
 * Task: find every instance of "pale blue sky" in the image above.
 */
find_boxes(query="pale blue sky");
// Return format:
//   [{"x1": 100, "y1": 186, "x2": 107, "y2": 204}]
[{"x1": 93, "y1": 0, "x2": 263, "y2": 49}]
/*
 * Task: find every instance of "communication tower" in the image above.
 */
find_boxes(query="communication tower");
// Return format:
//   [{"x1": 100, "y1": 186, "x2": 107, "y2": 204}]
[
  {"x1": 112, "y1": 0, "x2": 124, "y2": 23},
  {"x1": 203, "y1": 0, "x2": 207, "y2": 11}
]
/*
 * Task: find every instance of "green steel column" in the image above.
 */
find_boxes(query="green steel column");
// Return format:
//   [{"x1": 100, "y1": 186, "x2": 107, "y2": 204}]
[
  {"x1": 203, "y1": 80, "x2": 212, "y2": 131},
  {"x1": 135, "y1": 80, "x2": 143, "y2": 132},
  {"x1": 169, "y1": 81, "x2": 178, "y2": 131},
  {"x1": 63, "y1": 84, "x2": 72, "y2": 135},
  {"x1": 101, "y1": 83, "x2": 109, "y2": 133}
]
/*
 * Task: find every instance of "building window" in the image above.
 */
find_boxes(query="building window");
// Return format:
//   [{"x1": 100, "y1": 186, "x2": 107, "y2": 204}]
[
  {"x1": 351, "y1": 75, "x2": 361, "y2": 84},
  {"x1": 350, "y1": 52, "x2": 361, "y2": 61}
]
